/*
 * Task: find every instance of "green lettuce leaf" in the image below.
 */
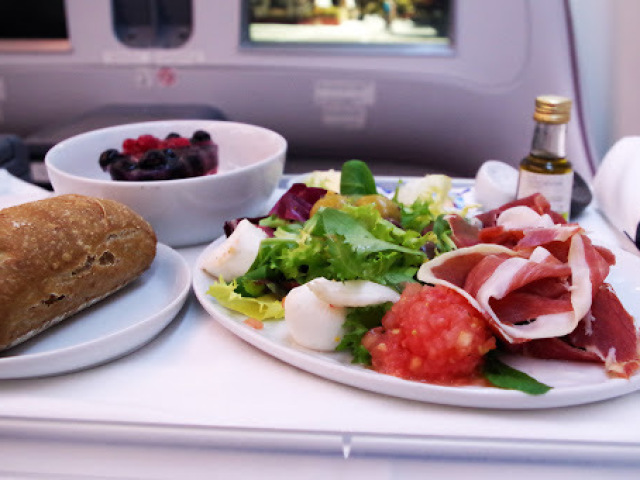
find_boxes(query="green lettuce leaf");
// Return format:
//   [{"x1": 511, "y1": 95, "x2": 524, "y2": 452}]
[
  {"x1": 400, "y1": 200, "x2": 457, "y2": 256},
  {"x1": 315, "y1": 207, "x2": 427, "y2": 257},
  {"x1": 207, "y1": 278, "x2": 284, "y2": 320},
  {"x1": 232, "y1": 204, "x2": 429, "y2": 299}
]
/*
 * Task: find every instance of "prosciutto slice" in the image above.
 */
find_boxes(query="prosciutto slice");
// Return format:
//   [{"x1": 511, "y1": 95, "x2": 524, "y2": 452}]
[
  {"x1": 418, "y1": 205, "x2": 621, "y2": 343},
  {"x1": 445, "y1": 214, "x2": 481, "y2": 248},
  {"x1": 419, "y1": 194, "x2": 639, "y2": 377},
  {"x1": 418, "y1": 243, "x2": 586, "y2": 343},
  {"x1": 510, "y1": 284, "x2": 640, "y2": 377},
  {"x1": 479, "y1": 205, "x2": 583, "y2": 251},
  {"x1": 568, "y1": 283, "x2": 640, "y2": 377},
  {"x1": 476, "y1": 193, "x2": 567, "y2": 227}
]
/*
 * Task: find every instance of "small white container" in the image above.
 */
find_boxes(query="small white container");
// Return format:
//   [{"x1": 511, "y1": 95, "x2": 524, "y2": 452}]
[{"x1": 45, "y1": 120, "x2": 287, "y2": 247}]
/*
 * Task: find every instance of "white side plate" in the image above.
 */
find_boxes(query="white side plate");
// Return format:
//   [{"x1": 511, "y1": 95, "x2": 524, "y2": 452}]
[{"x1": 0, "y1": 244, "x2": 191, "y2": 379}]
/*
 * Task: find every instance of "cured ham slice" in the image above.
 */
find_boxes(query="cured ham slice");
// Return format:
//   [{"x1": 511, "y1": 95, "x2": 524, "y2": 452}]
[
  {"x1": 505, "y1": 337, "x2": 601, "y2": 363},
  {"x1": 476, "y1": 193, "x2": 566, "y2": 227},
  {"x1": 418, "y1": 244, "x2": 577, "y2": 343},
  {"x1": 418, "y1": 191, "x2": 639, "y2": 377},
  {"x1": 496, "y1": 205, "x2": 555, "y2": 230},
  {"x1": 479, "y1": 205, "x2": 583, "y2": 251},
  {"x1": 516, "y1": 224, "x2": 584, "y2": 250},
  {"x1": 417, "y1": 231, "x2": 616, "y2": 344},
  {"x1": 445, "y1": 214, "x2": 481, "y2": 248},
  {"x1": 508, "y1": 284, "x2": 640, "y2": 378},
  {"x1": 568, "y1": 283, "x2": 640, "y2": 377}
]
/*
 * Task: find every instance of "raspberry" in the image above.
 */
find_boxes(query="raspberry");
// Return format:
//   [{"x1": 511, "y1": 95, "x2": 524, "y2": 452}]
[
  {"x1": 164, "y1": 137, "x2": 191, "y2": 150},
  {"x1": 122, "y1": 138, "x2": 139, "y2": 155},
  {"x1": 136, "y1": 134, "x2": 160, "y2": 152}
]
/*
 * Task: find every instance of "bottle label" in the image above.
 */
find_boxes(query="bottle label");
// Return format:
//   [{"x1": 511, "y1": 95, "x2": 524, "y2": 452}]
[{"x1": 516, "y1": 170, "x2": 573, "y2": 218}]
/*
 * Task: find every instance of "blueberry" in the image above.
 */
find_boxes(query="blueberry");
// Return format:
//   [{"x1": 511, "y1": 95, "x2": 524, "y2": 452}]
[
  {"x1": 139, "y1": 149, "x2": 167, "y2": 170},
  {"x1": 185, "y1": 151, "x2": 204, "y2": 175},
  {"x1": 191, "y1": 130, "x2": 211, "y2": 143},
  {"x1": 165, "y1": 132, "x2": 180, "y2": 139},
  {"x1": 163, "y1": 148, "x2": 178, "y2": 161},
  {"x1": 99, "y1": 149, "x2": 122, "y2": 170},
  {"x1": 169, "y1": 161, "x2": 189, "y2": 180},
  {"x1": 109, "y1": 156, "x2": 138, "y2": 180}
]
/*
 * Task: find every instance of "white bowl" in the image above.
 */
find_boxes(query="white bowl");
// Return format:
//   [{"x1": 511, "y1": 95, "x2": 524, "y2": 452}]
[{"x1": 45, "y1": 120, "x2": 287, "y2": 247}]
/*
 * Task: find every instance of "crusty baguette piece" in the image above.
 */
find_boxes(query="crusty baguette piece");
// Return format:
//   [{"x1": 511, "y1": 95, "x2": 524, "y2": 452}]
[{"x1": 0, "y1": 194, "x2": 157, "y2": 351}]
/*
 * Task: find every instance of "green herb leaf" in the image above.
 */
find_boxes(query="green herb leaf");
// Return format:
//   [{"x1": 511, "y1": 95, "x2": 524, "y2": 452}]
[
  {"x1": 336, "y1": 303, "x2": 392, "y2": 364},
  {"x1": 483, "y1": 352, "x2": 552, "y2": 395},
  {"x1": 340, "y1": 159, "x2": 377, "y2": 196}
]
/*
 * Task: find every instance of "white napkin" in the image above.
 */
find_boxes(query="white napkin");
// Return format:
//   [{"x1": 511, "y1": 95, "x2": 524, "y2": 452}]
[
  {"x1": 0, "y1": 169, "x2": 51, "y2": 209},
  {"x1": 593, "y1": 137, "x2": 640, "y2": 249}
]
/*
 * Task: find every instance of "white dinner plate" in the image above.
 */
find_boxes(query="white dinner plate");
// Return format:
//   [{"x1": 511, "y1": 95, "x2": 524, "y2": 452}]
[
  {"x1": 0, "y1": 244, "x2": 191, "y2": 379},
  {"x1": 193, "y1": 238, "x2": 640, "y2": 409}
]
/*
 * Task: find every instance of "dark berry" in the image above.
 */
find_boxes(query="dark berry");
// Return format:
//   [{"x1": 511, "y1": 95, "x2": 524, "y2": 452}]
[
  {"x1": 166, "y1": 153, "x2": 189, "y2": 180},
  {"x1": 99, "y1": 149, "x2": 121, "y2": 170},
  {"x1": 165, "y1": 132, "x2": 180, "y2": 139},
  {"x1": 163, "y1": 148, "x2": 178, "y2": 162},
  {"x1": 138, "y1": 149, "x2": 167, "y2": 170},
  {"x1": 191, "y1": 130, "x2": 211, "y2": 143},
  {"x1": 109, "y1": 157, "x2": 137, "y2": 180},
  {"x1": 185, "y1": 151, "x2": 204, "y2": 175}
]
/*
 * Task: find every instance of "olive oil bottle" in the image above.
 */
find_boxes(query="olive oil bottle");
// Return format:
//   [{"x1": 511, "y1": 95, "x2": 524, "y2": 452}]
[{"x1": 516, "y1": 95, "x2": 573, "y2": 218}]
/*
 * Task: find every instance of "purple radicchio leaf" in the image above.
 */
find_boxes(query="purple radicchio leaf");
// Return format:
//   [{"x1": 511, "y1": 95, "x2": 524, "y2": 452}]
[{"x1": 267, "y1": 183, "x2": 327, "y2": 222}]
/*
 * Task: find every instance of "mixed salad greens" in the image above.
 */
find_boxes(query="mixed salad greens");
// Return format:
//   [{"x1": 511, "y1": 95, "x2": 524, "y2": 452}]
[{"x1": 206, "y1": 160, "x2": 551, "y2": 395}]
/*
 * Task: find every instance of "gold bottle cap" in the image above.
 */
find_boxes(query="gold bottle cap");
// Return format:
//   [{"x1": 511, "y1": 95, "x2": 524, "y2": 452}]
[{"x1": 533, "y1": 95, "x2": 572, "y2": 124}]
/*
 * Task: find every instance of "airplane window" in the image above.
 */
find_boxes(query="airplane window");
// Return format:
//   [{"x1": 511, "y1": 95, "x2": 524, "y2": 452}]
[
  {"x1": 244, "y1": 0, "x2": 451, "y2": 50},
  {"x1": 112, "y1": 0, "x2": 192, "y2": 48},
  {"x1": 0, "y1": 0, "x2": 68, "y2": 40}
]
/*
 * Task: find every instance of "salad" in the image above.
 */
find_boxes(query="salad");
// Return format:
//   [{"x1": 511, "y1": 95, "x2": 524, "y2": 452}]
[{"x1": 201, "y1": 160, "x2": 640, "y2": 395}]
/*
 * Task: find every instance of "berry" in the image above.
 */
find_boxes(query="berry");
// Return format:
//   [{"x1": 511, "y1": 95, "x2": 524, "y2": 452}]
[
  {"x1": 109, "y1": 157, "x2": 137, "y2": 180},
  {"x1": 164, "y1": 137, "x2": 191, "y2": 150},
  {"x1": 122, "y1": 138, "x2": 138, "y2": 155},
  {"x1": 191, "y1": 130, "x2": 211, "y2": 143},
  {"x1": 139, "y1": 149, "x2": 167, "y2": 170},
  {"x1": 185, "y1": 151, "x2": 204, "y2": 175},
  {"x1": 102, "y1": 129, "x2": 218, "y2": 181},
  {"x1": 136, "y1": 134, "x2": 160, "y2": 152},
  {"x1": 99, "y1": 149, "x2": 121, "y2": 170}
]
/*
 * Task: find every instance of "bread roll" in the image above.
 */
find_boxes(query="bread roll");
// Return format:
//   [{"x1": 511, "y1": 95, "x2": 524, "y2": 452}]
[{"x1": 0, "y1": 194, "x2": 157, "y2": 351}]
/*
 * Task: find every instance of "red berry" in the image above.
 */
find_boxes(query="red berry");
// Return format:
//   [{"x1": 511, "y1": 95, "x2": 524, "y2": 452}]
[
  {"x1": 136, "y1": 134, "x2": 160, "y2": 152},
  {"x1": 164, "y1": 137, "x2": 191, "y2": 150},
  {"x1": 122, "y1": 138, "x2": 138, "y2": 155}
]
